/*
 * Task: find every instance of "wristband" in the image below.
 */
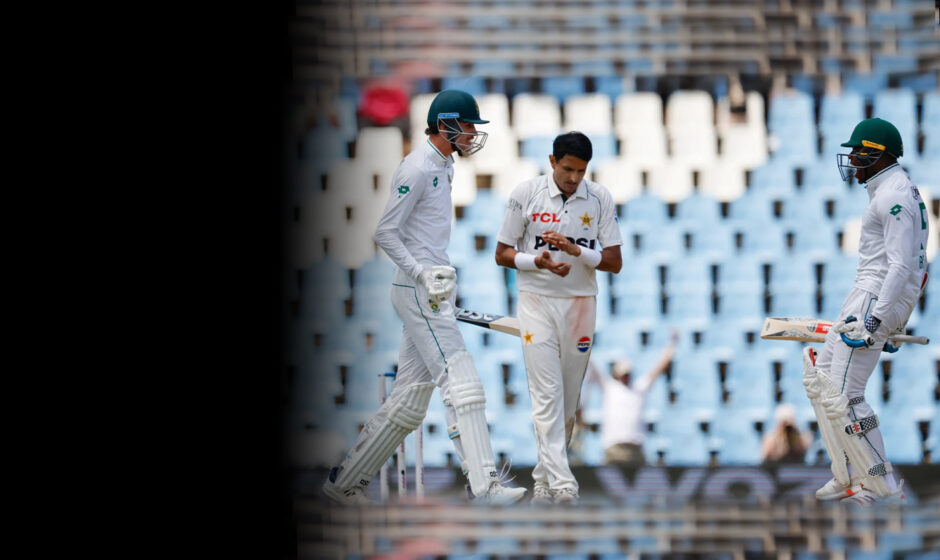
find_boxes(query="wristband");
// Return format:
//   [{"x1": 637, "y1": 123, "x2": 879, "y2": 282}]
[
  {"x1": 514, "y1": 252, "x2": 539, "y2": 271},
  {"x1": 576, "y1": 246, "x2": 602, "y2": 268}
]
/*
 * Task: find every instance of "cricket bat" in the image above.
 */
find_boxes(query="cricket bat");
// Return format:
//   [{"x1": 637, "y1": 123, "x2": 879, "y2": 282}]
[
  {"x1": 455, "y1": 307, "x2": 521, "y2": 337},
  {"x1": 761, "y1": 317, "x2": 929, "y2": 345}
]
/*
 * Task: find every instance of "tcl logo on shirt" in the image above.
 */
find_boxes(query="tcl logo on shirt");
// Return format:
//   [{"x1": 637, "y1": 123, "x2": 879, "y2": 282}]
[
  {"x1": 531, "y1": 212, "x2": 561, "y2": 223},
  {"x1": 534, "y1": 236, "x2": 597, "y2": 250}
]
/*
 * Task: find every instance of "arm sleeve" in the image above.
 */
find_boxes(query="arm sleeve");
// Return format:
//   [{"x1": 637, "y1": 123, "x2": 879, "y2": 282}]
[
  {"x1": 373, "y1": 163, "x2": 428, "y2": 280},
  {"x1": 633, "y1": 371, "x2": 655, "y2": 395},
  {"x1": 596, "y1": 188, "x2": 623, "y2": 248},
  {"x1": 496, "y1": 183, "x2": 530, "y2": 248},
  {"x1": 870, "y1": 191, "x2": 917, "y2": 320}
]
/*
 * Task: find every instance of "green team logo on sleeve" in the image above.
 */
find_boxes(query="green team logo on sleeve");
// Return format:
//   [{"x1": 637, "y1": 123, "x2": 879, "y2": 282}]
[
  {"x1": 889, "y1": 204, "x2": 902, "y2": 217},
  {"x1": 433, "y1": 177, "x2": 438, "y2": 188},
  {"x1": 398, "y1": 185, "x2": 410, "y2": 197}
]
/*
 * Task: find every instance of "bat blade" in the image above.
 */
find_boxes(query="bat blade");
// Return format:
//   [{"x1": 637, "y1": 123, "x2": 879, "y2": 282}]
[
  {"x1": 455, "y1": 307, "x2": 520, "y2": 337},
  {"x1": 761, "y1": 317, "x2": 833, "y2": 342},
  {"x1": 761, "y1": 317, "x2": 930, "y2": 345}
]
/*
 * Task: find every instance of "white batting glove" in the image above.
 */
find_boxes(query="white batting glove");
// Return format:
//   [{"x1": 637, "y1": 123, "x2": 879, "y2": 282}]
[
  {"x1": 832, "y1": 315, "x2": 878, "y2": 349},
  {"x1": 418, "y1": 265, "x2": 457, "y2": 303}
]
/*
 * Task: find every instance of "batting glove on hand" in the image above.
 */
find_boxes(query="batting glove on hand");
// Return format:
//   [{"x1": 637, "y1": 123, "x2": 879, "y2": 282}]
[
  {"x1": 883, "y1": 327, "x2": 906, "y2": 353},
  {"x1": 833, "y1": 315, "x2": 879, "y2": 349},
  {"x1": 418, "y1": 265, "x2": 457, "y2": 303}
]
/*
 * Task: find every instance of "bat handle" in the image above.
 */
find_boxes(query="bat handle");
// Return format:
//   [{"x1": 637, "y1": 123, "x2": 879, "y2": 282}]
[{"x1": 893, "y1": 334, "x2": 929, "y2": 345}]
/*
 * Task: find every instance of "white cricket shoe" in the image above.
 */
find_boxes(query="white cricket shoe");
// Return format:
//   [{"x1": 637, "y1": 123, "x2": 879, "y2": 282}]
[
  {"x1": 816, "y1": 477, "x2": 861, "y2": 501},
  {"x1": 530, "y1": 485, "x2": 553, "y2": 506},
  {"x1": 553, "y1": 487, "x2": 579, "y2": 506},
  {"x1": 474, "y1": 482, "x2": 527, "y2": 505}
]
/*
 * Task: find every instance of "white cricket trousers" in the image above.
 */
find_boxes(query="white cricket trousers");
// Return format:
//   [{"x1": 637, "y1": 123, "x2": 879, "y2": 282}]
[
  {"x1": 517, "y1": 291, "x2": 596, "y2": 492},
  {"x1": 344, "y1": 278, "x2": 472, "y2": 472},
  {"x1": 815, "y1": 285, "x2": 919, "y2": 481}
]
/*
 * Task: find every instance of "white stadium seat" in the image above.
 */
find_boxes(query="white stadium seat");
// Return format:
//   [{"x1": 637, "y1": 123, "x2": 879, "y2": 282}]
[
  {"x1": 563, "y1": 93, "x2": 613, "y2": 135},
  {"x1": 593, "y1": 158, "x2": 643, "y2": 203},
  {"x1": 512, "y1": 93, "x2": 562, "y2": 139}
]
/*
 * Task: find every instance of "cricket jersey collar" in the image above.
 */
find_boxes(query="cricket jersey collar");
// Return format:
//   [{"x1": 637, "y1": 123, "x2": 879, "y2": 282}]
[
  {"x1": 864, "y1": 163, "x2": 900, "y2": 199},
  {"x1": 425, "y1": 138, "x2": 452, "y2": 166},
  {"x1": 547, "y1": 176, "x2": 587, "y2": 199}
]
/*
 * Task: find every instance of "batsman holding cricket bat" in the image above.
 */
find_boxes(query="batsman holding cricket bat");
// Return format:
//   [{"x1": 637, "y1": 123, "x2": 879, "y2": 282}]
[
  {"x1": 804, "y1": 118, "x2": 929, "y2": 505},
  {"x1": 322, "y1": 90, "x2": 526, "y2": 506},
  {"x1": 495, "y1": 132, "x2": 623, "y2": 506}
]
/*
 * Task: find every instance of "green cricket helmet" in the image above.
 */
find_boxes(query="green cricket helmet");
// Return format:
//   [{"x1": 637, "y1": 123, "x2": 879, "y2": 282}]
[
  {"x1": 426, "y1": 89, "x2": 488, "y2": 155},
  {"x1": 836, "y1": 118, "x2": 903, "y2": 182}
]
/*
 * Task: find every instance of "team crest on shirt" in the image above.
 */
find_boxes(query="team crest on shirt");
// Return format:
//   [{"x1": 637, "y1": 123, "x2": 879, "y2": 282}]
[
  {"x1": 580, "y1": 212, "x2": 593, "y2": 229},
  {"x1": 577, "y1": 336, "x2": 591, "y2": 352},
  {"x1": 429, "y1": 301, "x2": 440, "y2": 314},
  {"x1": 433, "y1": 177, "x2": 439, "y2": 188}
]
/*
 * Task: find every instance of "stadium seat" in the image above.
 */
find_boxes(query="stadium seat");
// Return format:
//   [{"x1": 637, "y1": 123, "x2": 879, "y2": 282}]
[
  {"x1": 710, "y1": 407, "x2": 764, "y2": 465},
  {"x1": 542, "y1": 75, "x2": 586, "y2": 104},
  {"x1": 621, "y1": 191, "x2": 669, "y2": 225},
  {"x1": 665, "y1": 90, "x2": 718, "y2": 167},
  {"x1": 699, "y1": 161, "x2": 748, "y2": 202},
  {"x1": 477, "y1": 93, "x2": 511, "y2": 130},
  {"x1": 686, "y1": 222, "x2": 735, "y2": 260},
  {"x1": 451, "y1": 155, "x2": 478, "y2": 207},
  {"x1": 748, "y1": 159, "x2": 797, "y2": 198},
  {"x1": 614, "y1": 92, "x2": 668, "y2": 167},
  {"x1": 355, "y1": 126, "x2": 405, "y2": 176},
  {"x1": 470, "y1": 125, "x2": 519, "y2": 176},
  {"x1": 647, "y1": 163, "x2": 695, "y2": 203},
  {"x1": 594, "y1": 74, "x2": 628, "y2": 100},
  {"x1": 520, "y1": 136, "x2": 557, "y2": 173},
  {"x1": 512, "y1": 93, "x2": 562, "y2": 139},
  {"x1": 563, "y1": 93, "x2": 613, "y2": 135},
  {"x1": 873, "y1": 88, "x2": 919, "y2": 160},
  {"x1": 593, "y1": 158, "x2": 642, "y2": 203},
  {"x1": 441, "y1": 75, "x2": 487, "y2": 96}
]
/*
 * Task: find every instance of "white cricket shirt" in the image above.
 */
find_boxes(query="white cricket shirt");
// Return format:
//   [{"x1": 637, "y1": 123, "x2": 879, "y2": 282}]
[
  {"x1": 855, "y1": 164, "x2": 929, "y2": 320},
  {"x1": 598, "y1": 373, "x2": 654, "y2": 448},
  {"x1": 374, "y1": 139, "x2": 455, "y2": 282},
  {"x1": 497, "y1": 175, "x2": 622, "y2": 296}
]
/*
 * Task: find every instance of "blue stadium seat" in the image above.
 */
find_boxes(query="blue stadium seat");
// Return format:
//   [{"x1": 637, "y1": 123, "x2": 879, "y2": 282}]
[
  {"x1": 727, "y1": 348, "x2": 775, "y2": 412},
  {"x1": 441, "y1": 75, "x2": 487, "y2": 96},
  {"x1": 671, "y1": 350, "x2": 721, "y2": 416},
  {"x1": 748, "y1": 159, "x2": 798, "y2": 197},
  {"x1": 710, "y1": 407, "x2": 763, "y2": 465},
  {"x1": 873, "y1": 88, "x2": 919, "y2": 159},
  {"x1": 686, "y1": 222, "x2": 735, "y2": 260},
  {"x1": 622, "y1": 191, "x2": 669, "y2": 225},
  {"x1": 470, "y1": 60, "x2": 515, "y2": 78},
  {"x1": 634, "y1": 223, "x2": 684, "y2": 262},
  {"x1": 844, "y1": 72, "x2": 889, "y2": 104},
  {"x1": 594, "y1": 74, "x2": 627, "y2": 100},
  {"x1": 675, "y1": 191, "x2": 721, "y2": 225},
  {"x1": 788, "y1": 222, "x2": 840, "y2": 262},
  {"x1": 729, "y1": 189, "x2": 777, "y2": 224},
  {"x1": 588, "y1": 132, "x2": 618, "y2": 164},
  {"x1": 768, "y1": 254, "x2": 816, "y2": 292},
  {"x1": 737, "y1": 221, "x2": 786, "y2": 259},
  {"x1": 655, "y1": 413, "x2": 711, "y2": 465},
  {"x1": 542, "y1": 75, "x2": 586, "y2": 104},
  {"x1": 462, "y1": 188, "x2": 509, "y2": 235},
  {"x1": 354, "y1": 255, "x2": 396, "y2": 289},
  {"x1": 572, "y1": 60, "x2": 616, "y2": 76},
  {"x1": 520, "y1": 136, "x2": 556, "y2": 172},
  {"x1": 768, "y1": 90, "x2": 814, "y2": 132}
]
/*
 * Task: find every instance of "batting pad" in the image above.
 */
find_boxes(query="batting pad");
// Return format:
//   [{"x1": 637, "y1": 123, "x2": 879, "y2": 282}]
[
  {"x1": 802, "y1": 347, "x2": 850, "y2": 487},
  {"x1": 805, "y1": 349, "x2": 898, "y2": 498},
  {"x1": 332, "y1": 382, "x2": 435, "y2": 490},
  {"x1": 447, "y1": 350, "x2": 498, "y2": 496}
]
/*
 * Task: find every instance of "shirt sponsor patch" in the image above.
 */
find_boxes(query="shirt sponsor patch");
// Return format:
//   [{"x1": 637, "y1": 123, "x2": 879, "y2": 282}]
[{"x1": 577, "y1": 336, "x2": 591, "y2": 352}]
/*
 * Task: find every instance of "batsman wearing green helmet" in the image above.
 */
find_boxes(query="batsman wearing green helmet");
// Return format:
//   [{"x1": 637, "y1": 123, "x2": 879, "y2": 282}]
[
  {"x1": 322, "y1": 90, "x2": 526, "y2": 506},
  {"x1": 802, "y1": 118, "x2": 929, "y2": 504}
]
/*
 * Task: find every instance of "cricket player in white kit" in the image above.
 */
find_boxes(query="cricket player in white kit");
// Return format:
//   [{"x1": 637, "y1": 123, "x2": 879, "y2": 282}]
[
  {"x1": 803, "y1": 118, "x2": 929, "y2": 505},
  {"x1": 495, "y1": 132, "x2": 623, "y2": 505},
  {"x1": 322, "y1": 90, "x2": 527, "y2": 506}
]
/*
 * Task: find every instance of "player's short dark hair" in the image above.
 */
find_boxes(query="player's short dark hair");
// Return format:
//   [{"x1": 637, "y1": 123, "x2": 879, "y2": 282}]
[
  {"x1": 425, "y1": 125, "x2": 438, "y2": 136},
  {"x1": 553, "y1": 131, "x2": 592, "y2": 162}
]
